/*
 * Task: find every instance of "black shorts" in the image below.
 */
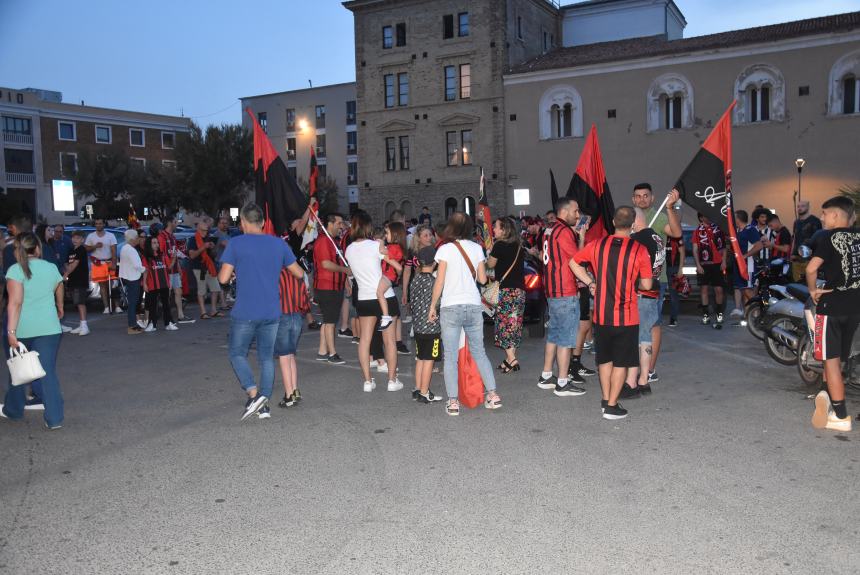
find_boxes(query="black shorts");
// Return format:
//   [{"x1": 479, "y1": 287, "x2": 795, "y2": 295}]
[
  {"x1": 414, "y1": 334, "x2": 442, "y2": 361},
  {"x1": 355, "y1": 296, "x2": 400, "y2": 319},
  {"x1": 70, "y1": 286, "x2": 88, "y2": 306},
  {"x1": 697, "y1": 264, "x2": 725, "y2": 288},
  {"x1": 814, "y1": 314, "x2": 860, "y2": 361},
  {"x1": 579, "y1": 286, "x2": 591, "y2": 321},
  {"x1": 594, "y1": 324, "x2": 639, "y2": 367},
  {"x1": 315, "y1": 289, "x2": 343, "y2": 324}
]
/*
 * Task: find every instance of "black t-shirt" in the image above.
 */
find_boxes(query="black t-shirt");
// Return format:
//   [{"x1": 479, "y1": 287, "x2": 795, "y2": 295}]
[
  {"x1": 810, "y1": 227, "x2": 860, "y2": 316},
  {"x1": 793, "y1": 215, "x2": 822, "y2": 256},
  {"x1": 67, "y1": 245, "x2": 89, "y2": 288},
  {"x1": 489, "y1": 240, "x2": 524, "y2": 290},
  {"x1": 186, "y1": 235, "x2": 217, "y2": 271},
  {"x1": 631, "y1": 227, "x2": 665, "y2": 298}
]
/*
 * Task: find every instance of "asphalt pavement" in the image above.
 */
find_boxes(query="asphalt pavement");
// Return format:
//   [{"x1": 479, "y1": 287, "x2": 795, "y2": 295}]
[{"x1": 0, "y1": 309, "x2": 858, "y2": 575}]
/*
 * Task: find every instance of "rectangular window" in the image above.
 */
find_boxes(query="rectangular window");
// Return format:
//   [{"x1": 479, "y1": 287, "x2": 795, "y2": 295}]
[
  {"x1": 543, "y1": 31, "x2": 548, "y2": 52},
  {"x1": 385, "y1": 137, "x2": 396, "y2": 171},
  {"x1": 348, "y1": 161, "x2": 358, "y2": 185},
  {"x1": 130, "y1": 157, "x2": 146, "y2": 169},
  {"x1": 398, "y1": 73, "x2": 409, "y2": 106},
  {"x1": 3, "y1": 116, "x2": 31, "y2": 134},
  {"x1": 161, "y1": 131, "x2": 175, "y2": 149},
  {"x1": 287, "y1": 137, "x2": 296, "y2": 160},
  {"x1": 346, "y1": 100, "x2": 356, "y2": 125},
  {"x1": 843, "y1": 77, "x2": 859, "y2": 115},
  {"x1": 382, "y1": 25, "x2": 393, "y2": 48},
  {"x1": 347, "y1": 131, "x2": 357, "y2": 155},
  {"x1": 443, "y1": 14, "x2": 454, "y2": 39},
  {"x1": 444, "y1": 66, "x2": 457, "y2": 101},
  {"x1": 318, "y1": 164, "x2": 327, "y2": 180},
  {"x1": 461, "y1": 130, "x2": 472, "y2": 165},
  {"x1": 458, "y1": 12, "x2": 469, "y2": 36},
  {"x1": 286, "y1": 108, "x2": 296, "y2": 132},
  {"x1": 460, "y1": 64, "x2": 471, "y2": 99},
  {"x1": 396, "y1": 23, "x2": 406, "y2": 46},
  {"x1": 664, "y1": 97, "x2": 682, "y2": 129},
  {"x1": 446, "y1": 131, "x2": 459, "y2": 166},
  {"x1": 58, "y1": 121, "x2": 76, "y2": 141},
  {"x1": 399, "y1": 136, "x2": 409, "y2": 170},
  {"x1": 162, "y1": 160, "x2": 177, "y2": 169},
  {"x1": 315, "y1": 105, "x2": 326, "y2": 129},
  {"x1": 761, "y1": 86, "x2": 770, "y2": 121},
  {"x1": 95, "y1": 125, "x2": 112, "y2": 144},
  {"x1": 59, "y1": 152, "x2": 78, "y2": 176},
  {"x1": 316, "y1": 134, "x2": 326, "y2": 158},
  {"x1": 4, "y1": 149, "x2": 34, "y2": 173},
  {"x1": 129, "y1": 128, "x2": 145, "y2": 147},
  {"x1": 258, "y1": 112, "x2": 267, "y2": 133},
  {"x1": 384, "y1": 74, "x2": 395, "y2": 108}
]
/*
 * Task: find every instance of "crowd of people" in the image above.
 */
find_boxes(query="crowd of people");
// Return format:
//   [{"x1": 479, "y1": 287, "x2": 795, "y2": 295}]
[{"x1": 0, "y1": 187, "x2": 856, "y2": 432}]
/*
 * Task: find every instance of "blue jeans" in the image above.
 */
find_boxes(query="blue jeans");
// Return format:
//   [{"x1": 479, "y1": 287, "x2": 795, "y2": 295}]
[
  {"x1": 2, "y1": 333, "x2": 63, "y2": 427},
  {"x1": 123, "y1": 279, "x2": 141, "y2": 327},
  {"x1": 665, "y1": 267, "x2": 680, "y2": 321},
  {"x1": 439, "y1": 304, "x2": 496, "y2": 399},
  {"x1": 546, "y1": 296, "x2": 580, "y2": 348},
  {"x1": 228, "y1": 317, "x2": 279, "y2": 398}
]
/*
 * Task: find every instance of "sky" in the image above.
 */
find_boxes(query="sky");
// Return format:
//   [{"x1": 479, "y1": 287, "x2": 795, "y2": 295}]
[{"x1": 1, "y1": 0, "x2": 858, "y2": 128}]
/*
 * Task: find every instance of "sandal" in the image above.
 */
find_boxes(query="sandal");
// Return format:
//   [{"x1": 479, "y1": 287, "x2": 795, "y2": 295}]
[
  {"x1": 446, "y1": 399, "x2": 460, "y2": 416},
  {"x1": 200, "y1": 313, "x2": 212, "y2": 319},
  {"x1": 500, "y1": 360, "x2": 520, "y2": 374},
  {"x1": 484, "y1": 392, "x2": 502, "y2": 410},
  {"x1": 212, "y1": 311, "x2": 224, "y2": 318}
]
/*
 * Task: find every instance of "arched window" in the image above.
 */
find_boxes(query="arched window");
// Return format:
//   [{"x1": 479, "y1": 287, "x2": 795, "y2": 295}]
[
  {"x1": 539, "y1": 85, "x2": 583, "y2": 140},
  {"x1": 444, "y1": 197, "x2": 458, "y2": 219},
  {"x1": 734, "y1": 63, "x2": 785, "y2": 124},
  {"x1": 829, "y1": 49, "x2": 860, "y2": 115},
  {"x1": 647, "y1": 72, "x2": 694, "y2": 132},
  {"x1": 384, "y1": 200, "x2": 397, "y2": 220},
  {"x1": 400, "y1": 200, "x2": 413, "y2": 220}
]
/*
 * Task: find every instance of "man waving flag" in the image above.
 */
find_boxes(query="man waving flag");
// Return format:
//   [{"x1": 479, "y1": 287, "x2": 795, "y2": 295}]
[
  {"x1": 674, "y1": 101, "x2": 747, "y2": 280},
  {"x1": 565, "y1": 125, "x2": 615, "y2": 243}
]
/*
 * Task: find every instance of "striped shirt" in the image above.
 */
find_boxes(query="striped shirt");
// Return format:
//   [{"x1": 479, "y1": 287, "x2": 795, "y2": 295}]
[
  {"x1": 542, "y1": 221, "x2": 579, "y2": 298},
  {"x1": 279, "y1": 268, "x2": 310, "y2": 315}
]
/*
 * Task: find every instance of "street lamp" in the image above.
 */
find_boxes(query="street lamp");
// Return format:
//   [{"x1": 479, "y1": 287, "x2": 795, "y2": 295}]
[{"x1": 795, "y1": 158, "x2": 805, "y2": 203}]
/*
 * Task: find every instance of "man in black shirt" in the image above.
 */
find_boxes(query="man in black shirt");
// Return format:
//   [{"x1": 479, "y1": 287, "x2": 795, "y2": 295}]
[
  {"x1": 63, "y1": 231, "x2": 90, "y2": 335},
  {"x1": 791, "y1": 200, "x2": 822, "y2": 280},
  {"x1": 807, "y1": 196, "x2": 859, "y2": 432}
]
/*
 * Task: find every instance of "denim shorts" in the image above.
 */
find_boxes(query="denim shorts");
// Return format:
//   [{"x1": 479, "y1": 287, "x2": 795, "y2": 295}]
[
  {"x1": 274, "y1": 313, "x2": 303, "y2": 356},
  {"x1": 546, "y1": 296, "x2": 580, "y2": 348},
  {"x1": 652, "y1": 282, "x2": 666, "y2": 326},
  {"x1": 638, "y1": 295, "x2": 659, "y2": 344},
  {"x1": 169, "y1": 272, "x2": 182, "y2": 290}
]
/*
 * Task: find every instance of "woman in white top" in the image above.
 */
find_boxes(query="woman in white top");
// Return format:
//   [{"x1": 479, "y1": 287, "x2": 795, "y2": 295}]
[
  {"x1": 119, "y1": 229, "x2": 146, "y2": 334},
  {"x1": 428, "y1": 212, "x2": 500, "y2": 415},
  {"x1": 344, "y1": 211, "x2": 402, "y2": 393}
]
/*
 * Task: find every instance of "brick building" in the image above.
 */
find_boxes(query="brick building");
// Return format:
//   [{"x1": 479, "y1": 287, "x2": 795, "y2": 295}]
[{"x1": 0, "y1": 87, "x2": 191, "y2": 222}]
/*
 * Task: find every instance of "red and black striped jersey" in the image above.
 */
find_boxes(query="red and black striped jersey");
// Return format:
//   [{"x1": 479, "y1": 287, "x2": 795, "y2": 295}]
[
  {"x1": 279, "y1": 268, "x2": 310, "y2": 315},
  {"x1": 143, "y1": 254, "x2": 170, "y2": 291},
  {"x1": 574, "y1": 235, "x2": 652, "y2": 326},
  {"x1": 542, "y1": 221, "x2": 580, "y2": 298}
]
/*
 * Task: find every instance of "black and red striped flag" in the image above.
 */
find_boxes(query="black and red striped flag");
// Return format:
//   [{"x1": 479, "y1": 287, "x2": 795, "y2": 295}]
[
  {"x1": 309, "y1": 146, "x2": 319, "y2": 199},
  {"x1": 478, "y1": 167, "x2": 492, "y2": 251},
  {"x1": 550, "y1": 169, "x2": 559, "y2": 210},
  {"x1": 674, "y1": 101, "x2": 747, "y2": 280},
  {"x1": 246, "y1": 107, "x2": 307, "y2": 237},
  {"x1": 565, "y1": 124, "x2": 615, "y2": 243}
]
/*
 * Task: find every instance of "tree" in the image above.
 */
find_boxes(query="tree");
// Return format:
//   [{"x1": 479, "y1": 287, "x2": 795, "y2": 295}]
[
  {"x1": 298, "y1": 175, "x2": 340, "y2": 217},
  {"x1": 74, "y1": 151, "x2": 131, "y2": 219},
  {"x1": 839, "y1": 183, "x2": 860, "y2": 219}
]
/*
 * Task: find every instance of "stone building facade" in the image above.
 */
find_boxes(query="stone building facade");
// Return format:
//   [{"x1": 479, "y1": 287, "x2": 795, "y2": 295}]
[{"x1": 344, "y1": 0, "x2": 558, "y2": 222}]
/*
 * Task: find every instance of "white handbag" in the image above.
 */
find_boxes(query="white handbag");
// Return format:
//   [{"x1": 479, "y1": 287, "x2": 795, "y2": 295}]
[{"x1": 7, "y1": 344, "x2": 46, "y2": 386}]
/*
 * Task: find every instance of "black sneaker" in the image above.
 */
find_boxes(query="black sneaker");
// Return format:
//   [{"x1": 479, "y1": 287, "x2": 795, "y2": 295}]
[
  {"x1": 308, "y1": 321, "x2": 321, "y2": 330},
  {"x1": 412, "y1": 388, "x2": 421, "y2": 400},
  {"x1": 639, "y1": 383, "x2": 652, "y2": 395},
  {"x1": 241, "y1": 395, "x2": 268, "y2": 421},
  {"x1": 537, "y1": 375, "x2": 557, "y2": 390},
  {"x1": 603, "y1": 403, "x2": 628, "y2": 420},
  {"x1": 351, "y1": 336, "x2": 360, "y2": 345},
  {"x1": 566, "y1": 369, "x2": 586, "y2": 385},
  {"x1": 338, "y1": 328, "x2": 354, "y2": 338},
  {"x1": 574, "y1": 363, "x2": 597, "y2": 377},
  {"x1": 257, "y1": 405, "x2": 271, "y2": 419},
  {"x1": 327, "y1": 354, "x2": 346, "y2": 365},
  {"x1": 396, "y1": 342, "x2": 410, "y2": 355},
  {"x1": 416, "y1": 391, "x2": 443, "y2": 404},
  {"x1": 293, "y1": 389, "x2": 302, "y2": 403},
  {"x1": 619, "y1": 384, "x2": 641, "y2": 399},
  {"x1": 601, "y1": 399, "x2": 608, "y2": 412},
  {"x1": 668, "y1": 319, "x2": 677, "y2": 327},
  {"x1": 701, "y1": 314, "x2": 710, "y2": 325},
  {"x1": 315, "y1": 353, "x2": 329, "y2": 361},
  {"x1": 647, "y1": 371, "x2": 659, "y2": 383},
  {"x1": 554, "y1": 382, "x2": 586, "y2": 397},
  {"x1": 278, "y1": 394, "x2": 295, "y2": 408}
]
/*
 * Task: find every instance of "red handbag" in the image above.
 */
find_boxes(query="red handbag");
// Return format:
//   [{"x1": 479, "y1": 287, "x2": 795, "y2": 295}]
[{"x1": 457, "y1": 338, "x2": 484, "y2": 409}]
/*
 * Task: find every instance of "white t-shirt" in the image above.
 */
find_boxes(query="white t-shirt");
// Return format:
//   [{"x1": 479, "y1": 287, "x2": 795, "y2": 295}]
[
  {"x1": 118, "y1": 243, "x2": 145, "y2": 281},
  {"x1": 435, "y1": 240, "x2": 485, "y2": 308},
  {"x1": 345, "y1": 239, "x2": 395, "y2": 301},
  {"x1": 85, "y1": 231, "x2": 117, "y2": 261}
]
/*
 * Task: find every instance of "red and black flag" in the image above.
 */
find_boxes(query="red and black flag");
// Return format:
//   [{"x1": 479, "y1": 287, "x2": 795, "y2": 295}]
[
  {"x1": 309, "y1": 146, "x2": 319, "y2": 199},
  {"x1": 550, "y1": 169, "x2": 559, "y2": 210},
  {"x1": 674, "y1": 101, "x2": 747, "y2": 280},
  {"x1": 565, "y1": 125, "x2": 615, "y2": 244},
  {"x1": 127, "y1": 202, "x2": 140, "y2": 230},
  {"x1": 247, "y1": 107, "x2": 308, "y2": 237},
  {"x1": 478, "y1": 167, "x2": 492, "y2": 251}
]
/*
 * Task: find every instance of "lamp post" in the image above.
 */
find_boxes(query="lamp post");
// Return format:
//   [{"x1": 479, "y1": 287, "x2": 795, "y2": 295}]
[{"x1": 795, "y1": 158, "x2": 806, "y2": 203}]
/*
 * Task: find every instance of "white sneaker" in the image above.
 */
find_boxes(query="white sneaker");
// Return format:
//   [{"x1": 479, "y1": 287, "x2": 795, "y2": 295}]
[
  {"x1": 165, "y1": 323, "x2": 179, "y2": 331},
  {"x1": 70, "y1": 325, "x2": 82, "y2": 334},
  {"x1": 144, "y1": 323, "x2": 156, "y2": 333},
  {"x1": 363, "y1": 379, "x2": 376, "y2": 393},
  {"x1": 103, "y1": 308, "x2": 110, "y2": 315},
  {"x1": 387, "y1": 379, "x2": 404, "y2": 392},
  {"x1": 77, "y1": 325, "x2": 90, "y2": 336},
  {"x1": 61, "y1": 324, "x2": 73, "y2": 333},
  {"x1": 376, "y1": 363, "x2": 388, "y2": 373},
  {"x1": 114, "y1": 307, "x2": 123, "y2": 314},
  {"x1": 136, "y1": 319, "x2": 148, "y2": 329},
  {"x1": 729, "y1": 308, "x2": 744, "y2": 320}
]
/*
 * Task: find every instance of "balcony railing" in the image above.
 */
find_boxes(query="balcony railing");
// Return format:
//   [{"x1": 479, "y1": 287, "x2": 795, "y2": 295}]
[
  {"x1": 5, "y1": 172, "x2": 36, "y2": 185},
  {"x1": 3, "y1": 131, "x2": 33, "y2": 146}
]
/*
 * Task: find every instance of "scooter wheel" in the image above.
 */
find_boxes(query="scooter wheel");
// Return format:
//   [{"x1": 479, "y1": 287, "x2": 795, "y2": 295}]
[
  {"x1": 745, "y1": 303, "x2": 766, "y2": 341},
  {"x1": 796, "y1": 332, "x2": 823, "y2": 387}
]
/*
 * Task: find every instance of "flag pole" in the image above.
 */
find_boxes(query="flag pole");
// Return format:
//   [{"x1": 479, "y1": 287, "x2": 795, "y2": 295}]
[
  {"x1": 647, "y1": 195, "x2": 672, "y2": 229},
  {"x1": 308, "y1": 208, "x2": 350, "y2": 268}
]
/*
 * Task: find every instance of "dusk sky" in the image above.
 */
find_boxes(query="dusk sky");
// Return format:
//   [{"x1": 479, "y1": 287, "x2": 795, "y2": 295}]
[{"x1": 2, "y1": 0, "x2": 858, "y2": 127}]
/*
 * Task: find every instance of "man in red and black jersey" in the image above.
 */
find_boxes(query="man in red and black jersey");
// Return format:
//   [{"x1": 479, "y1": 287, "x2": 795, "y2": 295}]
[
  {"x1": 313, "y1": 213, "x2": 351, "y2": 365},
  {"x1": 692, "y1": 213, "x2": 727, "y2": 328},
  {"x1": 537, "y1": 198, "x2": 588, "y2": 398},
  {"x1": 572, "y1": 206, "x2": 653, "y2": 420}
]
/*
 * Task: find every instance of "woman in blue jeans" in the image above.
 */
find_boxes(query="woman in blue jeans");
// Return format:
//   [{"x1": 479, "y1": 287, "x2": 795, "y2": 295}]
[
  {"x1": 2, "y1": 232, "x2": 65, "y2": 429},
  {"x1": 428, "y1": 212, "x2": 500, "y2": 416}
]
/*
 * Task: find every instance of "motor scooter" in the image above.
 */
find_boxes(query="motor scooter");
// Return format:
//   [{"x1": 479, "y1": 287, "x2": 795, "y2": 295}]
[
  {"x1": 762, "y1": 283, "x2": 808, "y2": 366},
  {"x1": 745, "y1": 258, "x2": 791, "y2": 340},
  {"x1": 796, "y1": 304, "x2": 860, "y2": 389}
]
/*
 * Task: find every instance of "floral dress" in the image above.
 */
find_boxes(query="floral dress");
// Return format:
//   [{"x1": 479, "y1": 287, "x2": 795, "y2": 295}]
[{"x1": 489, "y1": 240, "x2": 525, "y2": 349}]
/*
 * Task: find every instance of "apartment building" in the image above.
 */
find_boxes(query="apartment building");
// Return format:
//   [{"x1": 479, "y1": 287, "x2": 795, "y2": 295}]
[
  {"x1": 241, "y1": 83, "x2": 358, "y2": 213},
  {"x1": 343, "y1": 0, "x2": 558, "y2": 221},
  {"x1": 0, "y1": 87, "x2": 191, "y2": 222}
]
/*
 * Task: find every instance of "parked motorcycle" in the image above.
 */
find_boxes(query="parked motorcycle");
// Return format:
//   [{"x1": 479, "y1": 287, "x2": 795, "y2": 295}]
[
  {"x1": 745, "y1": 259, "x2": 791, "y2": 340},
  {"x1": 762, "y1": 283, "x2": 808, "y2": 366},
  {"x1": 796, "y1": 306, "x2": 860, "y2": 389}
]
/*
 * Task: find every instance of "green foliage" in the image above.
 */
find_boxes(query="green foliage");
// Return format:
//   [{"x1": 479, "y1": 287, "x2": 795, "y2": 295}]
[
  {"x1": 298, "y1": 176, "x2": 340, "y2": 217},
  {"x1": 74, "y1": 150, "x2": 132, "y2": 219},
  {"x1": 838, "y1": 182, "x2": 860, "y2": 215}
]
